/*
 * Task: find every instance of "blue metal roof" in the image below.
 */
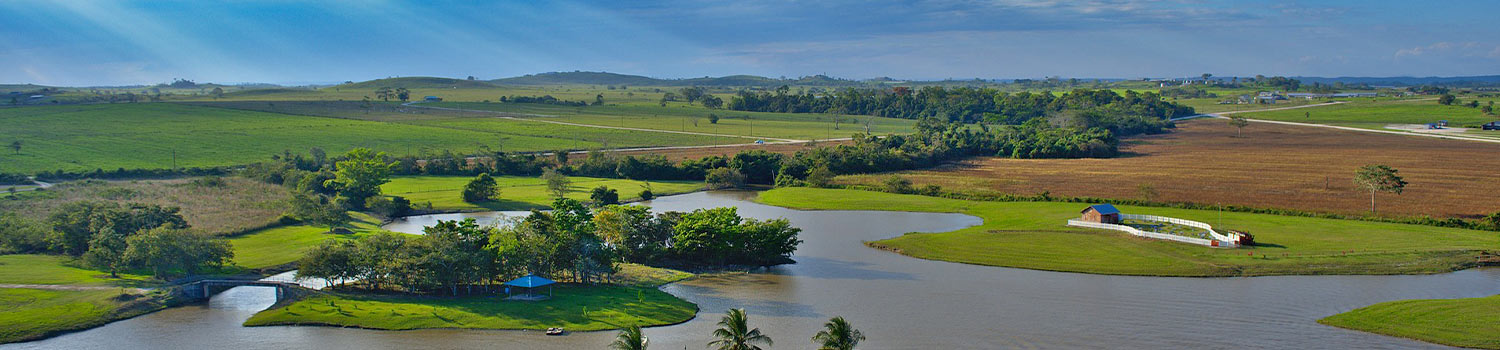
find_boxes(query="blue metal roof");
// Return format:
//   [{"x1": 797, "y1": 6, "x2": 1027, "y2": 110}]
[
  {"x1": 503, "y1": 274, "x2": 556, "y2": 288},
  {"x1": 1084, "y1": 204, "x2": 1120, "y2": 215}
]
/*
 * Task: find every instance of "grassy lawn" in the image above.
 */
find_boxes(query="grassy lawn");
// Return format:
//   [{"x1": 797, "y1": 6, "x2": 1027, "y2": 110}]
[
  {"x1": 383, "y1": 175, "x2": 703, "y2": 212},
  {"x1": 758, "y1": 188, "x2": 1500, "y2": 277},
  {"x1": 0, "y1": 288, "x2": 164, "y2": 344},
  {"x1": 1236, "y1": 97, "x2": 1499, "y2": 129},
  {"x1": 243, "y1": 284, "x2": 696, "y2": 331},
  {"x1": 1320, "y1": 294, "x2": 1500, "y2": 349},
  {"x1": 0, "y1": 255, "x2": 152, "y2": 287},
  {"x1": 226, "y1": 212, "x2": 388, "y2": 270}
]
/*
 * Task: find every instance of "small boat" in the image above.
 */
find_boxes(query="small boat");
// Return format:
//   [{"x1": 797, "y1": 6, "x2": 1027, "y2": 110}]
[{"x1": 545, "y1": 327, "x2": 566, "y2": 336}]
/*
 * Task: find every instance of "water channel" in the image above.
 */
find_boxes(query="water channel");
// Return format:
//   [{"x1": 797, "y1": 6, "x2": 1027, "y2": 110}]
[{"x1": 6, "y1": 191, "x2": 1497, "y2": 349}]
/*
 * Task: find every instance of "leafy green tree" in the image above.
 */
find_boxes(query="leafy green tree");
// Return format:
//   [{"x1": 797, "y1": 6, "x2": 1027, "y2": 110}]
[
  {"x1": 375, "y1": 87, "x2": 393, "y2": 102},
  {"x1": 289, "y1": 192, "x2": 352, "y2": 231},
  {"x1": 709, "y1": 114, "x2": 720, "y2": 124},
  {"x1": 805, "y1": 166, "x2": 834, "y2": 188},
  {"x1": 325, "y1": 148, "x2": 395, "y2": 207},
  {"x1": 729, "y1": 150, "x2": 784, "y2": 185},
  {"x1": 1354, "y1": 164, "x2": 1406, "y2": 214},
  {"x1": 8, "y1": 140, "x2": 19, "y2": 154},
  {"x1": 590, "y1": 186, "x2": 619, "y2": 206},
  {"x1": 709, "y1": 308, "x2": 772, "y2": 350},
  {"x1": 463, "y1": 173, "x2": 499, "y2": 202},
  {"x1": 1228, "y1": 116, "x2": 1249, "y2": 137},
  {"x1": 47, "y1": 202, "x2": 188, "y2": 256},
  {"x1": 883, "y1": 175, "x2": 913, "y2": 194},
  {"x1": 705, "y1": 168, "x2": 745, "y2": 190},
  {"x1": 0, "y1": 214, "x2": 50, "y2": 254},
  {"x1": 671, "y1": 207, "x2": 739, "y2": 264},
  {"x1": 295, "y1": 239, "x2": 360, "y2": 287},
  {"x1": 812, "y1": 316, "x2": 865, "y2": 350},
  {"x1": 124, "y1": 227, "x2": 233, "y2": 280},
  {"x1": 1438, "y1": 93, "x2": 1456, "y2": 105},
  {"x1": 542, "y1": 168, "x2": 571, "y2": 199},
  {"x1": 83, "y1": 226, "x2": 129, "y2": 278},
  {"x1": 701, "y1": 94, "x2": 724, "y2": 109},
  {"x1": 210, "y1": 87, "x2": 224, "y2": 98},
  {"x1": 610, "y1": 325, "x2": 648, "y2": 350},
  {"x1": 395, "y1": 87, "x2": 411, "y2": 102}
]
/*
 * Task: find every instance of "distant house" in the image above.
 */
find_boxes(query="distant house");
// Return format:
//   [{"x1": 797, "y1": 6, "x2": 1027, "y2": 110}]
[
  {"x1": 1080, "y1": 204, "x2": 1121, "y2": 224},
  {"x1": 424, "y1": 96, "x2": 442, "y2": 102}
]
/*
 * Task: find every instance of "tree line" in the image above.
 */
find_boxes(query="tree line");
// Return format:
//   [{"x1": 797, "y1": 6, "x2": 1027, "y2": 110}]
[
  {"x1": 296, "y1": 198, "x2": 801, "y2": 295},
  {"x1": 726, "y1": 87, "x2": 1195, "y2": 124},
  {"x1": 0, "y1": 201, "x2": 232, "y2": 280}
]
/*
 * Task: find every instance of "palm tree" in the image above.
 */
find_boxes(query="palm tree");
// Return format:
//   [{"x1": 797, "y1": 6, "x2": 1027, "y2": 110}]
[
  {"x1": 708, "y1": 308, "x2": 772, "y2": 350},
  {"x1": 610, "y1": 325, "x2": 647, "y2": 350},
  {"x1": 812, "y1": 316, "x2": 865, "y2": 350}
]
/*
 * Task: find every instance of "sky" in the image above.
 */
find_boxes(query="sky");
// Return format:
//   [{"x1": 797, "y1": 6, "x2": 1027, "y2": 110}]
[{"x1": 2, "y1": 0, "x2": 1499, "y2": 86}]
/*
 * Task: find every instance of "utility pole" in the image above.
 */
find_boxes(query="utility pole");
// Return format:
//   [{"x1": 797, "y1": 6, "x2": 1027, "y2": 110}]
[{"x1": 172, "y1": 149, "x2": 177, "y2": 169}]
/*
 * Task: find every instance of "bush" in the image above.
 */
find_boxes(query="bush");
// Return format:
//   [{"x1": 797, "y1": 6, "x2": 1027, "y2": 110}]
[
  {"x1": 462, "y1": 173, "x2": 498, "y2": 203},
  {"x1": 0, "y1": 214, "x2": 51, "y2": 254},
  {"x1": 590, "y1": 186, "x2": 619, "y2": 206},
  {"x1": 639, "y1": 189, "x2": 654, "y2": 200},
  {"x1": 883, "y1": 175, "x2": 913, "y2": 194},
  {"x1": 804, "y1": 167, "x2": 834, "y2": 188},
  {"x1": 365, "y1": 195, "x2": 411, "y2": 217},
  {"x1": 705, "y1": 168, "x2": 745, "y2": 190}
]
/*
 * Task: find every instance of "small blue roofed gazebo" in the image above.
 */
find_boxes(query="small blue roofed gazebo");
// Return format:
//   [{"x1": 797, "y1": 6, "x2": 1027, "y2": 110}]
[{"x1": 504, "y1": 274, "x2": 556, "y2": 301}]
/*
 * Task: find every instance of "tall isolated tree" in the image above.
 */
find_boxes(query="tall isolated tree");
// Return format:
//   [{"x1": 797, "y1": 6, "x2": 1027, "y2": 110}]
[
  {"x1": 610, "y1": 325, "x2": 648, "y2": 350},
  {"x1": 1438, "y1": 93, "x2": 1456, "y2": 105},
  {"x1": 812, "y1": 316, "x2": 865, "y2": 350},
  {"x1": 211, "y1": 87, "x2": 224, "y2": 99},
  {"x1": 325, "y1": 148, "x2": 396, "y2": 206},
  {"x1": 8, "y1": 140, "x2": 19, "y2": 154},
  {"x1": 542, "y1": 168, "x2": 571, "y2": 199},
  {"x1": 1353, "y1": 164, "x2": 1407, "y2": 214},
  {"x1": 375, "y1": 87, "x2": 393, "y2": 102},
  {"x1": 395, "y1": 87, "x2": 411, "y2": 102},
  {"x1": 1228, "y1": 116, "x2": 1249, "y2": 137},
  {"x1": 709, "y1": 308, "x2": 772, "y2": 350},
  {"x1": 463, "y1": 173, "x2": 499, "y2": 202}
]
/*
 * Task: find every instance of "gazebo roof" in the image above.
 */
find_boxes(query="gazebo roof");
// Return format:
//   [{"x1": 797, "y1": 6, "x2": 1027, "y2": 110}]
[{"x1": 503, "y1": 274, "x2": 556, "y2": 288}]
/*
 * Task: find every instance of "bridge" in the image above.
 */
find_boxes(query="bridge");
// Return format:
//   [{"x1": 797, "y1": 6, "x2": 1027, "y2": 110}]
[{"x1": 180, "y1": 279, "x2": 306, "y2": 302}]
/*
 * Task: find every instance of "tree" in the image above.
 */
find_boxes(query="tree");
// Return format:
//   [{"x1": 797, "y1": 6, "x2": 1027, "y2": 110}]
[
  {"x1": 82, "y1": 226, "x2": 129, "y2": 277},
  {"x1": 710, "y1": 308, "x2": 772, "y2": 350},
  {"x1": 590, "y1": 186, "x2": 619, "y2": 206},
  {"x1": 701, "y1": 94, "x2": 724, "y2": 109},
  {"x1": 376, "y1": 87, "x2": 393, "y2": 102},
  {"x1": 593, "y1": 94, "x2": 605, "y2": 106},
  {"x1": 1438, "y1": 93, "x2": 1456, "y2": 105},
  {"x1": 210, "y1": 87, "x2": 224, "y2": 99},
  {"x1": 610, "y1": 325, "x2": 648, "y2": 350},
  {"x1": 709, "y1": 114, "x2": 720, "y2": 124},
  {"x1": 805, "y1": 166, "x2": 834, "y2": 188},
  {"x1": 462, "y1": 173, "x2": 499, "y2": 202},
  {"x1": 1228, "y1": 116, "x2": 1249, "y2": 137},
  {"x1": 395, "y1": 87, "x2": 411, "y2": 102},
  {"x1": 705, "y1": 168, "x2": 745, "y2": 190},
  {"x1": 289, "y1": 192, "x2": 352, "y2": 231},
  {"x1": 325, "y1": 148, "x2": 396, "y2": 207},
  {"x1": 812, "y1": 316, "x2": 865, "y2": 350},
  {"x1": 883, "y1": 175, "x2": 912, "y2": 194},
  {"x1": 1483, "y1": 105, "x2": 1494, "y2": 115},
  {"x1": 542, "y1": 168, "x2": 571, "y2": 199},
  {"x1": 123, "y1": 227, "x2": 234, "y2": 280},
  {"x1": 1353, "y1": 165, "x2": 1406, "y2": 214},
  {"x1": 8, "y1": 140, "x2": 19, "y2": 154}
]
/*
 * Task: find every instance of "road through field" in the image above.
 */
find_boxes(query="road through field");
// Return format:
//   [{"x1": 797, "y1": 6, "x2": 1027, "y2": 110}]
[
  {"x1": 1205, "y1": 98, "x2": 1500, "y2": 144},
  {"x1": 404, "y1": 102, "x2": 806, "y2": 142}
]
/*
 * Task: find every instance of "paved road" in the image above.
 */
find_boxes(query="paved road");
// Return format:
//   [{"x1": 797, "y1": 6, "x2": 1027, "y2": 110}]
[
  {"x1": 403, "y1": 102, "x2": 805, "y2": 142},
  {"x1": 1196, "y1": 100, "x2": 1500, "y2": 144}
]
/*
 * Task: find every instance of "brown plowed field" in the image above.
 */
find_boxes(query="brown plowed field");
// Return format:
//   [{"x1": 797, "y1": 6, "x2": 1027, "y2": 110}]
[{"x1": 837, "y1": 120, "x2": 1500, "y2": 218}]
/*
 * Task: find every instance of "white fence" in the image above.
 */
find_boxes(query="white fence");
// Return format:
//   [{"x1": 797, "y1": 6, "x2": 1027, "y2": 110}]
[{"x1": 1067, "y1": 215, "x2": 1239, "y2": 248}]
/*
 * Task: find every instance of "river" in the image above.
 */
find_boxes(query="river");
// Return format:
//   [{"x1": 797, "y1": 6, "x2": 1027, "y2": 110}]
[{"x1": 6, "y1": 191, "x2": 1497, "y2": 349}]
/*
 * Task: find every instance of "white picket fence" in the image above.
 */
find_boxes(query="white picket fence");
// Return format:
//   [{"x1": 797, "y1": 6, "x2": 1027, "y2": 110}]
[{"x1": 1067, "y1": 214, "x2": 1239, "y2": 248}]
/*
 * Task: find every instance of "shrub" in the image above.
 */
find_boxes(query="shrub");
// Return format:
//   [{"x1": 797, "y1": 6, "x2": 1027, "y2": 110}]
[
  {"x1": 365, "y1": 195, "x2": 411, "y2": 217},
  {"x1": 705, "y1": 168, "x2": 745, "y2": 190},
  {"x1": 462, "y1": 173, "x2": 498, "y2": 203},
  {"x1": 0, "y1": 214, "x2": 51, "y2": 254},
  {"x1": 590, "y1": 186, "x2": 619, "y2": 206},
  {"x1": 805, "y1": 167, "x2": 834, "y2": 188},
  {"x1": 883, "y1": 175, "x2": 913, "y2": 194}
]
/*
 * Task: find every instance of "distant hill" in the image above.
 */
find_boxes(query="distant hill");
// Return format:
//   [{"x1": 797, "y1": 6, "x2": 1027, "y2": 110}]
[
  {"x1": 336, "y1": 77, "x2": 497, "y2": 89},
  {"x1": 492, "y1": 71, "x2": 869, "y2": 87},
  {"x1": 1293, "y1": 75, "x2": 1500, "y2": 87}
]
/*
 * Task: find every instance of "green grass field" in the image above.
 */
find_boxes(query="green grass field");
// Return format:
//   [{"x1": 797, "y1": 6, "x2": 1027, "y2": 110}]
[
  {"x1": 383, "y1": 175, "x2": 703, "y2": 212},
  {"x1": 1320, "y1": 294, "x2": 1500, "y2": 349},
  {"x1": 0, "y1": 102, "x2": 742, "y2": 174},
  {"x1": 0, "y1": 288, "x2": 164, "y2": 344},
  {"x1": 243, "y1": 284, "x2": 696, "y2": 331},
  {"x1": 226, "y1": 212, "x2": 388, "y2": 270},
  {"x1": 1237, "y1": 97, "x2": 1500, "y2": 130},
  {"x1": 757, "y1": 188, "x2": 1500, "y2": 277},
  {"x1": 432, "y1": 101, "x2": 918, "y2": 141},
  {"x1": 0, "y1": 255, "x2": 152, "y2": 287}
]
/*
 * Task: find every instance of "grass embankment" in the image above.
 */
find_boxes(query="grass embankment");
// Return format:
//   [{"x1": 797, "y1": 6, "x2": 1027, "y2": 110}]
[
  {"x1": 226, "y1": 212, "x2": 388, "y2": 270},
  {"x1": 1320, "y1": 295, "x2": 1500, "y2": 349},
  {"x1": 1237, "y1": 97, "x2": 1499, "y2": 130},
  {"x1": 244, "y1": 264, "x2": 698, "y2": 331},
  {"x1": 834, "y1": 119, "x2": 1500, "y2": 218},
  {"x1": 0, "y1": 288, "x2": 169, "y2": 344},
  {"x1": 758, "y1": 188, "x2": 1500, "y2": 277},
  {"x1": 0, "y1": 254, "x2": 152, "y2": 286},
  {"x1": 383, "y1": 175, "x2": 702, "y2": 212}
]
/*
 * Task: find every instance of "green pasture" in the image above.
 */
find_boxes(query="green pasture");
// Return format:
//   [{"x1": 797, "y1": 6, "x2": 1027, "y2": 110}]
[
  {"x1": 1237, "y1": 97, "x2": 1499, "y2": 129},
  {"x1": 1321, "y1": 294, "x2": 1500, "y2": 349},
  {"x1": 0, "y1": 288, "x2": 159, "y2": 344},
  {"x1": 226, "y1": 212, "x2": 388, "y2": 270},
  {"x1": 757, "y1": 188, "x2": 1500, "y2": 277},
  {"x1": 382, "y1": 175, "x2": 702, "y2": 212},
  {"x1": 0, "y1": 255, "x2": 152, "y2": 287}
]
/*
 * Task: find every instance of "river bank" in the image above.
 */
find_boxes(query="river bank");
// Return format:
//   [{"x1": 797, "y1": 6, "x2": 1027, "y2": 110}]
[
  {"x1": 758, "y1": 187, "x2": 1500, "y2": 277},
  {"x1": 1320, "y1": 294, "x2": 1500, "y2": 349}
]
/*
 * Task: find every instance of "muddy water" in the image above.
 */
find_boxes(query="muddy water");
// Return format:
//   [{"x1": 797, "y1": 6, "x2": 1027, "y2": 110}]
[{"x1": 6, "y1": 191, "x2": 1496, "y2": 349}]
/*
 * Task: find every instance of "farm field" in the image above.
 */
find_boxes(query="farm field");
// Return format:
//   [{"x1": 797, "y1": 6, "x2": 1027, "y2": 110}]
[
  {"x1": 429, "y1": 101, "x2": 918, "y2": 141},
  {"x1": 836, "y1": 118, "x2": 1500, "y2": 218},
  {"x1": 1320, "y1": 294, "x2": 1500, "y2": 349},
  {"x1": 758, "y1": 187, "x2": 1500, "y2": 277},
  {"x1": 0, "y1": 102, "x2": 745, "y2": 174},
  {"x1": 381, "y1": 175, "x2": 702, "y2": 212},
  {"x1": 1235, "y1": 97, "x2": 1499, "y2": 130}
]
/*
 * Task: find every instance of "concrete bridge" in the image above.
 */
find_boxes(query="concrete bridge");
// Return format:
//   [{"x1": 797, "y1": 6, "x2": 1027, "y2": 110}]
[{"x1": 180, "y1": 279, "x2": 306, "y2": 301}]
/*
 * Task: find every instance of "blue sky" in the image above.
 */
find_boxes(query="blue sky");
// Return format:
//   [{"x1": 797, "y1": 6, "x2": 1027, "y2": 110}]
[{"x1": 3, "y1": 0, "x2": 1498, "y2": 86}]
